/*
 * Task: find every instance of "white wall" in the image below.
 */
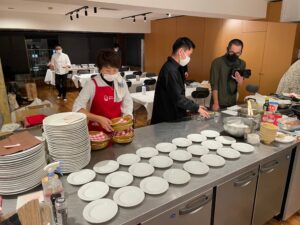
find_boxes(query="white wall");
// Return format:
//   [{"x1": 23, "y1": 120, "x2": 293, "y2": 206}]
[
  {"x1": 91, "y1": 0, "x2": 269, "y2": 19},
  {"x1": 0, "y1": 11, "x2": 151, "y2": 33}
]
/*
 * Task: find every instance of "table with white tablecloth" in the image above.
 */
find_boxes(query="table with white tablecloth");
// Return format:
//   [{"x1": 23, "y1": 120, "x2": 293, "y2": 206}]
[
  {"x1": 127, "y1": 77, "x2": 158, "y2": 93},
  {"x1": 131, "y1": 87, "x2": 211, "y2": 120},
  {"x1": 71, "y1": 73, "x2": 99, "y2": 88}
]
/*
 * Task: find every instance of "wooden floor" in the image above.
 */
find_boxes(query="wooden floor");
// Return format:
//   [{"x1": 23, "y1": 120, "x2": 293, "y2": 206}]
[{"x1": 36, "y1": 84, "x2": 300, "y2": 225}]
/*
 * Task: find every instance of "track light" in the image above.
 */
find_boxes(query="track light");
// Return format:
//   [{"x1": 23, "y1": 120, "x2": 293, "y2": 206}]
[
  {"x1": 85, "y1": 8, "x2": 88, "y2": 16},
  {"x1": 94, "y1": 7, "x2": 97, "y2": 13},
  {"x1": 167, "y1": 13, "x2": 171, "y2": 17},
  {"x1": 133, "y1": 17, "x2": 136, "y2": 22},
  {"x1": 144, "y1": 15, "x2": 147, "y2": 22},
  {"x1": 76, "y1": 11, "x2": 79, "y2": 18},
  {"x1": 70, "y1": 14, "x2": 73, "y2": 20}
]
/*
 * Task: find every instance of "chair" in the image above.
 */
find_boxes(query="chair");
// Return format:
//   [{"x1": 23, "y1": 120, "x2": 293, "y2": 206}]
[
  {"x1": 126, "y1": 81, "x2": 132, "y2": 88},
  {"x1": 78, "y1": 69, "x2": 90, "y2": 75},
  {"x1": 126, "y1": 74, "x2": 135, "y2": 80},
  {"x1": 143, "y1": 79, "x2": 156, "y2": 86},
  {"x1": 145, "y1": 73, "x2": 157, "y2": 78},
  {"x1": 136, "y1": 85, "x2": 150, "y2": 93},
  {"x1": 133, "y1": 71, "x2": 142, "y2": 76},
  {"x1": 246, "y1": 84, "x2": 259, "y2": 95},
  {"x1": 120, "y1": 66, "x2": 130, "y2": 72}
]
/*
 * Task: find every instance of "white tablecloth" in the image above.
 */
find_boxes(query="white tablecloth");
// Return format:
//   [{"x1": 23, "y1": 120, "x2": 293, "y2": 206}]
[
  {"x1": 44, "y1": 69, "x2": 55, "y2": 85},
  {"x1": 127, "y1": 77, "x2": 157, "y2": 93},
  {"x1": 72, "y1": 73, "x2": 98, "y2": 88},
  {"x1": 131, "y1": 87, "x2": 211, "y2": 120}
]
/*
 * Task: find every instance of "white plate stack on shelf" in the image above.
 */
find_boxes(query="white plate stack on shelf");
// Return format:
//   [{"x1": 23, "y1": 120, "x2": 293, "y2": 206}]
[
  {"x1": 43, "y1": 112, "x2": 91, "y2": 173},
  {"x1": 0, "y1": 137, "x2": 47, "y2": 195}
]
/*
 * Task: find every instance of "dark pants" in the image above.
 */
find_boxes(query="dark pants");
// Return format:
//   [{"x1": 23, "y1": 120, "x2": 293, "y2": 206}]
[{"x1": 55, "y1": 73, "x2": 68, "y2": 99}]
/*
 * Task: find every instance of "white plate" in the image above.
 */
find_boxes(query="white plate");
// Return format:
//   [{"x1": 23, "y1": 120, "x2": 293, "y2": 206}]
[
  {"x1": 201, "y1": 130, "x2": 220, "y2": 138},
  {"x1": 113, "y1": 186, "x2": 145, "y2": 207},
  {"x1": 155, "y1": 143, "x2": 177, "y2": 153},
  {"x1": 93, "y1": 160, "x2": 119, "y2": 174},
  {"x1": 275, "y1": 132, "x2": 296, "y2": 143},
  {"x1": 136, "y1": 147, "x2": 159, "y2": 158},
  {"x1": 83, "y1": 198, "x2": 118, "y2": 223},
  {"x1": 149, "y1": 155, "x2": 173, "y2": 168},
  {"x1": 187, "y1": 134, "x2": 207, "y2": 143},
  {"x1": 217, "y1": 147, "x2": 241, "y2": 159},
  {"x1": 172, "y1": 138, "x2": 193, "y2": 147},
  {"x1": 231, "y1": 143, "x2": 255, "y2": 153},
  {"x1": 163, "y1": 169, "x2": 191, "y2": 185},
  {"x1": 187, "y1": 145, "x2": 209, "y2": 156},
  {"x1": 78, "y1": 181, "x2": 109, "y2": 201},
  {"x1": 215, "y1": 136, "x2": 236, "y2": 145},
  {"x1": 105, "y1": 171, "x2": 134, "y2": 188},
  {"x1": 128, "y1": 163, "x2": 155, "y2": 177},
  {"x1": 201, "y1": 140, "x2": 223, "y2": 150},
  {"x1": 183, "y1": 161, "x2": 210, "y2": 175},
  {"x1": 117, "y1": 154, "x2": 141, "y2": 166},
  {"x1": 200, "y1": 154, "x2": 226, "y2": 167},
  {"x1": 140, "y1": 176, "x2": 169, "y2": 195},
  {"x1": 169, "y1": 150, "x2": 192, "y2": 162},
  {"x1": 67, "y1": 169, "x2": 96, "y2": 186}
]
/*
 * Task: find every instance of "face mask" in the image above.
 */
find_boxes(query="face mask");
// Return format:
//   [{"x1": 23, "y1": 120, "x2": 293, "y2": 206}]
[
  {"x1": 56, "y1": 49, "x2": 62, "y2": 54},
  {"x1": 226, "y1": 53, "x2": 238, "y2": 62},
  {"x1": 179, "y1": 52, "x2": 191, "y2": 66},
  {"x1": 103, "y1": 73, "x2": 118, "y2": 82}
]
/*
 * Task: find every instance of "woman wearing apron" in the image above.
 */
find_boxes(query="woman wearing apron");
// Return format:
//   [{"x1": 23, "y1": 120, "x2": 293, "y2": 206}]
[{"x1": 73, "y1": 50, "x2": 133, "y2": 132}]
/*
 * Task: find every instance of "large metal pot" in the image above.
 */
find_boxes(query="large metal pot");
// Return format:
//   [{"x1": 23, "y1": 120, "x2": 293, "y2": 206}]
[
  {"x1": 223, "y1": 117, "x2": 255, "y2": 138},
  {"x1": 237, "y1": 108, "x2": 263, "y2": 130}
]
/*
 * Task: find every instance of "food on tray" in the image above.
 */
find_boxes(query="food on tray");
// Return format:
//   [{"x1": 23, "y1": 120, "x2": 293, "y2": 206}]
[{"x1": 228, "y1": 121, "x2": 249, "y2": 129}]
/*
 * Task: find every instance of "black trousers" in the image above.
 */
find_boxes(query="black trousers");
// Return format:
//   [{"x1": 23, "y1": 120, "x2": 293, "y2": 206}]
[{"x1": 55, "y1": 73, "x2": 68, "y2": 99}]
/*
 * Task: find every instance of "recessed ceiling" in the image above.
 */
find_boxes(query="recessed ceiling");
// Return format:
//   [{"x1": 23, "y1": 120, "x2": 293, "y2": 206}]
[{"x1": 0, "y1": 0, "x2": 177, "y2": 21}]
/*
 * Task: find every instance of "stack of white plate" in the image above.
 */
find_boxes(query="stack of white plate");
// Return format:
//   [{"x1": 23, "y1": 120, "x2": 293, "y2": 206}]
[
  {"x1": 0, "y1": 137, "x2": 47, "y2": 195},
  {"x1": 43, "y1": 112, "x2": 91, "y2": 173}
]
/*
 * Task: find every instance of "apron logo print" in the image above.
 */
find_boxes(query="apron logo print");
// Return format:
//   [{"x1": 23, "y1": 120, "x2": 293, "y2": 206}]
[{"x1": 104, "y1": 95, "x2": 114, "y2": 101}]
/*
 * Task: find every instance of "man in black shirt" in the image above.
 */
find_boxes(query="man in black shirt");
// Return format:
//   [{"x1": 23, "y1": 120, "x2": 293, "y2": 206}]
[{"x1": 151, "y1": 37, "x2": 209, "y2": 124}]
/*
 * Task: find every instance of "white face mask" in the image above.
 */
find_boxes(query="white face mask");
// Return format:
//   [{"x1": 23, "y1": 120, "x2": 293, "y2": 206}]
[
  {"x1": 56, "y1": 49, "x2": 62, "y2": 54},
  {"x1": 179, "y1": 51, "x2": 191, "y2": 66},
  {"x1": 103, "y1": 73, "x2": 118, "y2": 82}
]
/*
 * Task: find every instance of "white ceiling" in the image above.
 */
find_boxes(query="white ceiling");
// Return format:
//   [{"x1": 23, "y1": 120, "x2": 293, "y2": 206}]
[{"x1": 0, "y1": 0, "x2": 176, "y2": 21}]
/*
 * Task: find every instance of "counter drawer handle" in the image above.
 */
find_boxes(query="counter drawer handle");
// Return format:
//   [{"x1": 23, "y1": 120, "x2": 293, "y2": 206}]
[
  {"x1": 260, "y1": 160, "x2": 279, "y2": 174},
  {"x1": 179, "y1": 195, "x2": 211, "y2": 215},
  {"x1": 234, "y1": 172, "x2": 257, "y2": 188}
]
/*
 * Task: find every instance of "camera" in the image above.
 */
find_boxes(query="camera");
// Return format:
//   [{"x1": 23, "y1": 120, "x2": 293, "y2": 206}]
[{"x1": 231, "y1": 68, "x2": 252, "y2": 78}]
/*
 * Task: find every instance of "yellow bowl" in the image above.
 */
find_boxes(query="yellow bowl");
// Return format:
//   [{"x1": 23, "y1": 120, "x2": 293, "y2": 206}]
[
  {"x1": 111, "y1": 115, "x2": 133, "y2": 126},
  {"x1": 89, "y1": 131, "x2": 111, "y2": 151},
  {"x1": 112, "y1": 135, "x2": 134, "y2": 144}
]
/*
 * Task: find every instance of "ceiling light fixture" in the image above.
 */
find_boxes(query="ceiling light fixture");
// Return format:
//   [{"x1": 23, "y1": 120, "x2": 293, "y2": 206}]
[
  {"x1": 167, "y1": 13, "x2": 171, "y2": 17},
  {"x1": 94, "y1": 7, "x2": 97, "y2": 13},
  {"x1": 133, "y1": 17, "x2": 136, "y2": 23},
  {"x1": 85, "y1": 8, "x2": 88, "y2": 16},
  {"x1": 121, "y1": 12, "x2": 152, "y2": 22},
  {"x1": 70, "y1": 14, "x2": 73, "y2": 20},
  {"x1": 144, "y1": 15, "x2": 147, "y2": 22},
  {"x1": 76, "y1": 11, "x2": 79, "y2": 18}
]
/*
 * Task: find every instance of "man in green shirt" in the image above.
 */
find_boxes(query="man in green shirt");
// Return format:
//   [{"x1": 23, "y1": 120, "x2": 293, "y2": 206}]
[{"x1": 210, "y1": 39, "x2": 246, "y2": 111}]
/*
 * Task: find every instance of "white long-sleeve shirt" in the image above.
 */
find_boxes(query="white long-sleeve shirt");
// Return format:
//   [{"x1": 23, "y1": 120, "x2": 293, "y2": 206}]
[
  {"x1": 72, "y1": 75, "x2": 133, "y2": 116},
  {"x1": 50, "y1": 52, "x2": 71, "y2": 75}
]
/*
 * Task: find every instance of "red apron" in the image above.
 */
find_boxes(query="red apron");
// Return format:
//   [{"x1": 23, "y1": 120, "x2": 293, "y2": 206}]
[{"x1": 88, "y1": 79, "x2": 122, "y2": 132}]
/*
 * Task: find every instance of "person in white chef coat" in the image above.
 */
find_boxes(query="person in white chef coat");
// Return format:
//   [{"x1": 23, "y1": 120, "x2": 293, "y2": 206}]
[{"x1": 49, "y1": 45, "x2": 71, "y2": 101}]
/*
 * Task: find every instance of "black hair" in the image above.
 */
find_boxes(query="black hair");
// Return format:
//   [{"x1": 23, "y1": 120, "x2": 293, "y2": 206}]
[
  {"x1": 55, "y1": 45, "x2": 62, "y2": 49},
  {"x1": 227, "y1": 39, "x2": 243, "y2": 51},
  {"x1": 96, "y1": 49, "x2": 121, "y2": 69},
  {"x1": 172, "y1": 37, "x2": 195, "y2": 55}
]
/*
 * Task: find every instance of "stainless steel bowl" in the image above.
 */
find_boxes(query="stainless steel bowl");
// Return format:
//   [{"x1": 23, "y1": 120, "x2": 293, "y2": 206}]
[{"x1": 223, "y1": 117, "x2": 254, "y2": 138}]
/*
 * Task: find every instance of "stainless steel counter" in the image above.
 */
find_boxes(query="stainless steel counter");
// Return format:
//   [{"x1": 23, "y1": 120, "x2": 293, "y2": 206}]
[{"x1": 2, "y1": 118, "x2": 298, "y2": 225}]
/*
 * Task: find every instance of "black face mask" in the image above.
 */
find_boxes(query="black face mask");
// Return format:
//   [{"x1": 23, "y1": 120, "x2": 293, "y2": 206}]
[{"x1": 226, "y1": 53, "x2": 239, "y2": 62}]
